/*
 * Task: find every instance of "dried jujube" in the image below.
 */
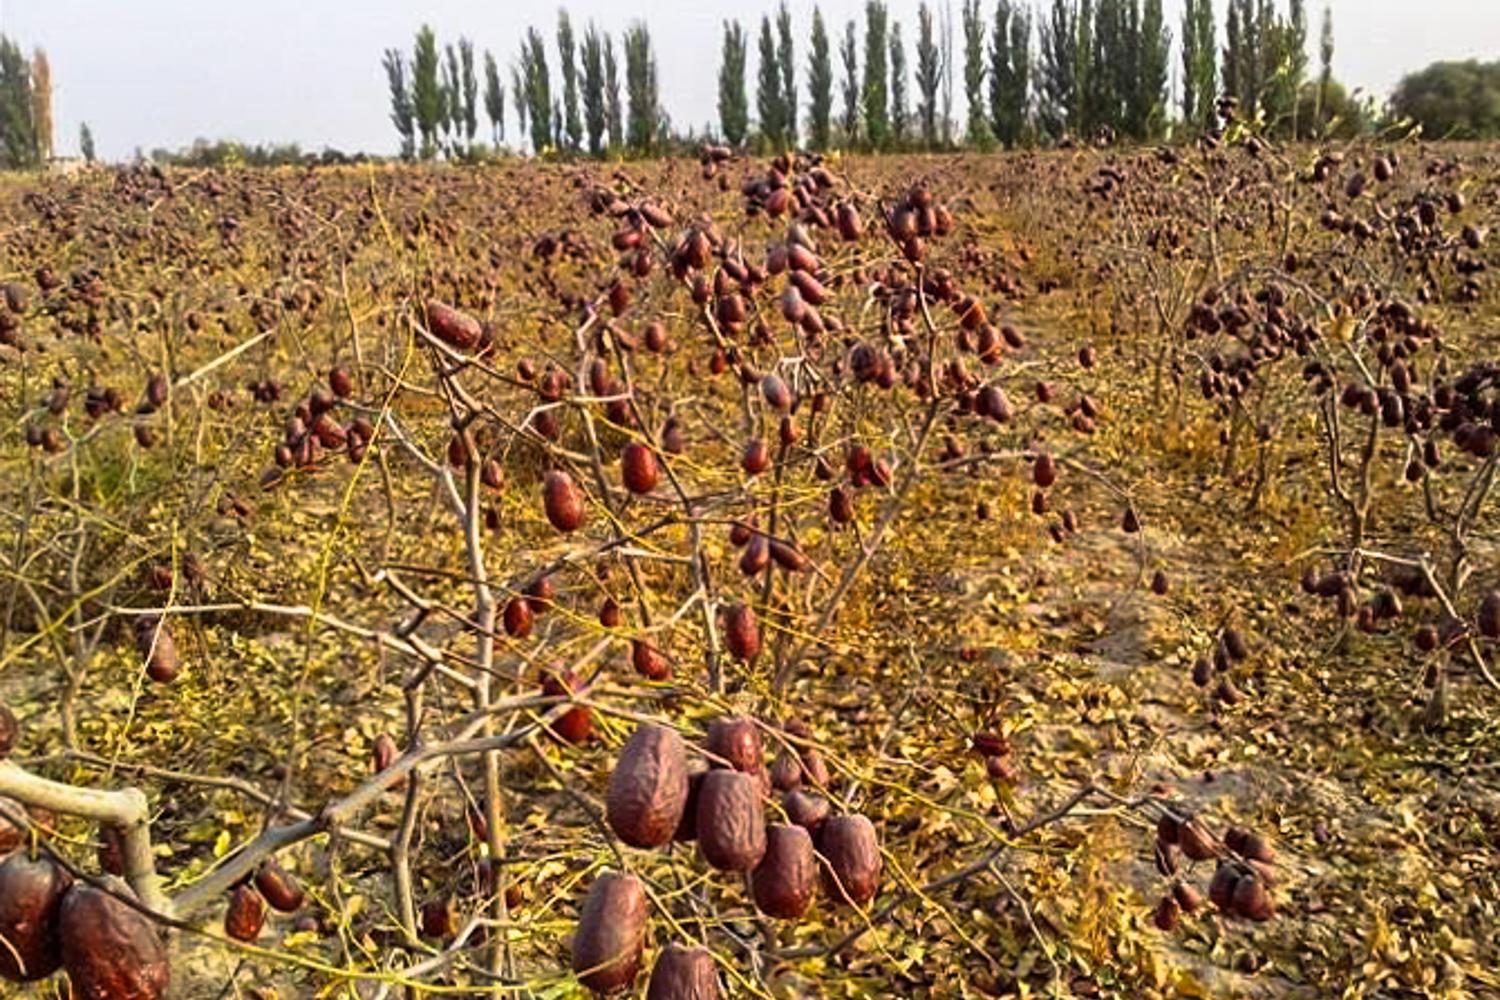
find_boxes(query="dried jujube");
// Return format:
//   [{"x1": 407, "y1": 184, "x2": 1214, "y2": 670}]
[
  {"x1": 571, "y1": 872, "x2": 648, "y2": 994},
  {"x1": 58, "y1": 883, "x2": 170, "y2": 1000},
  {"x1": 817, "y1": 814, "x2": 881, "y2": 907},
  {"x1": 606, "y1": 724, "x2": 690, "y2": 849},
  {"x1": 0, "y1": 853, "x2": 71, "y2": 981},
  {"x1": 645, "y1": 943, "x2": 720, "y2": 999},
  {"x1": 751, "y1": 824, "x2": 816, "y2": 919},
  {"x1": 695, "y1": 770, "x2": 766, "y2": 872}
]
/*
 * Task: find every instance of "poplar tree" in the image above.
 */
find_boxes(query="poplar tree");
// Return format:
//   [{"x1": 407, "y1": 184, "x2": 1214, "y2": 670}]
[
  {"x1": 484, "y1": 50, "x2": 506, "y2": 145},
  {"x1": 720, "y1": 22, "x2": 750, "y2": 146},
  {"x1": 807, "y1": 8, "x2": 834, "y2": 150},
  {"x1": 890, "y1": 21, "x2": 909, "y2": 146},
  {"x1": 582, "y1": 25, "x2": 608, "y2": 155},
  {"x1": 776, "y1": 4, "x2": 797, "y2": 145},
  {"x1": 839, "y1": 19, "x2": 860, "y2": 145},
  {"x1": 623, "y1": 22, "x2": 660, "y2": 155},
  {"x1": 757, "y1": 17, "x2": 785, "y2": 146},
  {"x1": 915, "y1": 3, "x2": 942, "y2": 147},
  {"x1": 411, "y1": 26, "x2": 443, "y2": 159},
  {"x1": 383, "y1": 48, "x2": 416, "y2": 159},
  {"x1": 962, "y1": 0, "x2": 991, "y2": 146},
  {"x1": 557, "y1": 10, "x2": 582, "y2": 152},
  {"x1": 862, "y1": 1, "x2": 890, "y2": 149}
]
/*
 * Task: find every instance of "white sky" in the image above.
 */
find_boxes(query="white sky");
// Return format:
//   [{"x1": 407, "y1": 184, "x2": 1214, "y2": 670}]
[{"x1": 3, "y1": 0, "x2": 1498, "y2": 160}]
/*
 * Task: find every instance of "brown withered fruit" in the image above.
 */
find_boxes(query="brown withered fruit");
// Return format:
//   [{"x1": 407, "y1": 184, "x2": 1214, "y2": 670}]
[
  {"x1": 751, "y1": 823, "x2": 817, "y2": 919},
  {"x1": 0, "y1": 796, "x2": 28, "y2": 854},
  {"x1": 695, "y1": 770, "x2": 767, "y2": 872},
  {"x1": 722, "y1": 603, "x2": 761, "y2": 661},
  {"x1": 540, "y1": 665, "x2": 593, "y2": 744},
  {"x1": 783, "y1": 788, "x2": 831, "y2": 834},
  {"x1": 254, "y1": 858, "x2": 305, "y2": 913},
  {"x1": 645, "y1": 943, "x2": 720, "y2": 1000},
  {"x1": 606, "y1": 723, "x2": 690, "y2": 849},
  {"x1": 543, "y1": 470, "x2": 586, "y2": 532},
  {"x1": 818, "y1": 814, "x2": 881, "y2": 907},
  {"x1": 571, "y1": 871, "x2": 648, "y2": 994},
  {"x1": 133, "y1": 617, "x2": 180, "y2": 683},
  {"x1": 705, "y1": 715, "x2": 763, "y2": 773},
  {"x1": 0, "y1": 853, "x2": 71, "y2": 982},
  {"x1": 620, "y1": 442, "x2": 660, "y2": 495},
  {"x1": 224, "y1": 883, "x2": 266, "y2": 942},
  {"x1": 58, "y1": 883, "x2": 171, "y2": 1000}
]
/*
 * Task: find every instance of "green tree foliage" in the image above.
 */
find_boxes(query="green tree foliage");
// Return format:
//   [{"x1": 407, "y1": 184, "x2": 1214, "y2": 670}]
[
  {"x1": 511, "y1": 64, "x2": 529, "y2": 142},
  {"x1": 623, "y1": 22, "x2": 660, "y2": 155},
  {"x1": 411, "y1": 26, "x2": 443, "y2": 159},
  {"x1": 1391, "y1": 61, "x2": 1500, "y2": 139},
  {"x1": 558, "y1": 10, "x2": 582, "y2": 153},
  {"x1": 989, "y1": 0, "x2": 1031, "y2": 147},
  {"x1": 777, "y1": 4, "x2": 797, "y2": 145},
  {"x1": 605, "y1": 35, "x2": 623, "y2": 150},
  {"x1": 1039, "y1": 0, "x2": 1079, "y2": 138},
  {"x1": 443, "y1": 44, "x2": 462, "y2": 149},
  {"x1": 962, "y1": 0, "x2": 991, "y2": 146},
  {"x1": 483, "y1": 50, "x2": 505, "y2": 145},
  {"x1": 806, "y1": 8, "x2": 834, "y2": 150},
  {"x1": 719, "y1": 21, "x2": 750, "y2": 147},
  {"x1": 1132, "y1": 0, "x2": 1169, "y2": 139},
  {"x1": 79, "y1": 122, "x2": 95, "y2": 163},
  {"x1": 459, "y1": 38, "x2": 479, "y2": 147},
  {"x1": 1294, "y1": 77, "x2": 1365, "y2": 138},
  {"x1": 526, "y1": 28, "x2": 556, "y2": 153},
  {"x1": 1316, "y1": 4, "x2": 1333, "y2": 129},
  {"x1": 757, "y1": 16, "x2": 786, "y2": 147},
  {"x1": 383, "y1": 48, "x2": 416, "y2": 159},
  {"x1": 890, "y1": 21, "x2": 909, "y2": 147},
  {"x1": 862, "y1": 1, "x2": 890, "y2": 150},
  {"x1": 581, "y1": 25, "x2": 608, "y2": 156},
  {"x1": 839, "y1": 19, "x2": 861, "y2": 145},
  {"x1": 915, "y1": 3, "x2": 941, "y2": 147},
  {"x1": 0, "y1": 37, "x2": 36, "y2": 170},
  {"x1": 1180, "y1": 0, "x2": 1216, "y2": 129}
]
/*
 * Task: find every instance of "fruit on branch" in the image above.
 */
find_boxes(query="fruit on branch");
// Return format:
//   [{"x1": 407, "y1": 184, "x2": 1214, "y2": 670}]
[
  {"x1": 543, "y1": 471, "x2": 586, "y2": 532},
  {"x1": 425, "y1": 301, "x2": 483, "y2": 352},
  {"x1": 1480, "y1": 591, "x2": 1500, "y2": 640},
  {"x1": 705, "y1": 716, "x2": 763, "y2": 774},
  {"x1": 0, "y1": 853, "x2": 71, "y2": 982},
  {"x1": 1150, "y1": 570, "x2": 1170, "y2": 596},
  {"x1": 58, "y1": 883, "x2": 170, "y2": 1000},
  {"x1": 1122, "y1": 507, "x2": 1141, "y2": 534},
  {"x1": 742, "y1": 438, "x2": 769, "y2": 476},
  {"x1": 1208, "y1": 862, "x2": 1242, "y2": 912},
  {"x1": 621, "y1": 443, "x2": 660, "y2": 495},
  {"x1": 598, "y1": 598, "x2": 622, "y2": 629},
  {"x1": 420, "y1": 896, "x2": 457, "y2": 939},
  {"x1": 606, "y1": 724, "x2": 690, "y2": 849},
  {"x1": 631, "y1": 639, "x2": 671, "y2": 681},
  {"x1": 525, "y1": 574, "x2": 556, "y2": 613},
  {"x1": 372, "y1": 733, "x2": 398, "y2": 774},
  {"x1": 782, "y1": 789, "x2": 831, "y2": 835},
  {"x1": 254, "y1": 859, "x2": 305, "y2": 913},
  {"x1": 739, "y1": 535, "x2": 770, "y2": 576},
  {"x1": 503, "y1": 597, "x2": 534, "y2": 639},
  {"x1": 1152, "y1": 893, "x2": 1180, "y2": 931},
  {"x1": 1033, "y1": 453, "x2": 1057, "y2": 489},
  {"x1": 1222, "y1": 627, "x2": 1249, "y2": 661},
  {"x1": 645, "y1": 943, "x2": 720, "y2": 999},
  {"x1": 328, "y1": 367, "x2": 353, "y2": 399},
  {"x1": 571, "y1": 871, "x2": 648, "y2": 994},
  {"x1": 224, "y1": 883, "x2": 266, "y2": 942},
  {"x1": 761, "y1": 373, "x2": 792, "y2": 411},
  {"x1": 695, "y1": 770, "x2": 766, "y2": 872},
  {"x1": 817, "y1": 814, "x2": 881, "y2": 907},
  {"x1": 541, "y1": 665, "x2": 593, "y2": 744},
  {"x1": 1231, "y1": 872, "x2": 1274, "y2": 921},
  {"x1": 722, "y1": 603, "x2": 761, "y2": 662},
  {"x1": 751, "y1": 823, "x2": 816, "y2": 919},
  {"x1": 1176, "y1": 815, "x2": 1212, "y2": 863},
  {"x1": 133, "y1": 617, "x2": 180, "y2": 684}
]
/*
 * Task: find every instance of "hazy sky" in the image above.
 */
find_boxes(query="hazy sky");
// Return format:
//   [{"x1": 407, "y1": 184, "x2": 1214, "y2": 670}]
[{"x1": 3, "y1": 1, "x2": 1498, "y2": 160}]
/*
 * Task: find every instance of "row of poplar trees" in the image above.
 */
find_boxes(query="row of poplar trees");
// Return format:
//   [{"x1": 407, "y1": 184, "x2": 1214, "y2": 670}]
[
  {"x1": 381, "y1": 1, "x2": 1336, "y2": 158},
  {"x1": 383, "y1": 19, "x2": 664, "y2": 159},
  {"x1": 721, "y1": 0, "x2": 1330, "y2": 150},
  {"x1": 0, "y1": 37, "x2": 54, "y2": 169}
]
